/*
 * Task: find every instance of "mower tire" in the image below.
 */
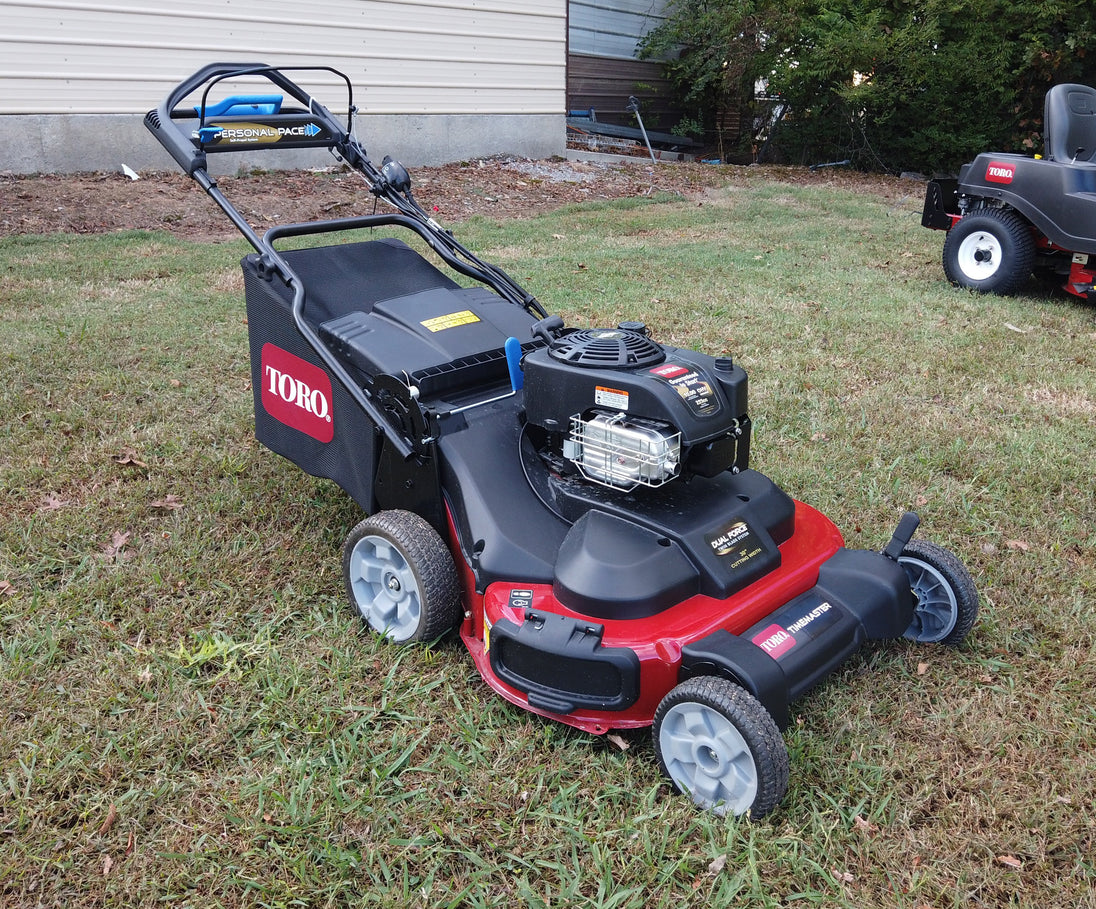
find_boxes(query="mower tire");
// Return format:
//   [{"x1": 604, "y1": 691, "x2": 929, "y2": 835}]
[
  {"x1": 898, "y1": 539, "x2": 979, "y2": 646},
  {"x1": 342, "y1": 509, "x2": 462, "y2": 644},
  {"x1": 654, "y1": 676, "x2": 788, "y2": 818},
  {"x1": 942, "y1": 207, "x2": 1035, "y2": 295}
]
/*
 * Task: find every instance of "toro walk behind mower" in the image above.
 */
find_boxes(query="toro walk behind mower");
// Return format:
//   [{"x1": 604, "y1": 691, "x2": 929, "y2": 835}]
[
  {"x1": 147, "y1": 63, "x2": 979, "y2": 818},
  {"x1": 923, "y1": 82, "x2": 1096, "y2": 299}
]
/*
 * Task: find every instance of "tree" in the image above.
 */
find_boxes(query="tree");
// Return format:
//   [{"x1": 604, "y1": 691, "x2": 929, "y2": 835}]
[
  {"x1": 638, "y1": 1, "x2": 798, "y2": 161},
  {"x1": 641, "y1": 0, "x2": 1096, "y2": 173}
]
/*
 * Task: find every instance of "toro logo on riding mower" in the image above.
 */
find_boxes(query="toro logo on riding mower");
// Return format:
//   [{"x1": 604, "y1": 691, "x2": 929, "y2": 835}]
[
  {"x1": 260, "y1": 343, "x2": 334, "y2": 443},
  {"x1": 985, "y1": 161, "x2": 1015, "y2": 184}
]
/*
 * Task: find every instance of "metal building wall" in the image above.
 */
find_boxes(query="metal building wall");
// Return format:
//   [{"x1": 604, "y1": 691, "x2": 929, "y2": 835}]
[
  {"x1": 568, "y1": 0, "x2": 665, "y2": 59},
  {"x1": 566, "y1": 0, "x2": 677, "y2": 131},
  {"x1": 0, "y1": 0, "x2": 566, "y2": 173}
]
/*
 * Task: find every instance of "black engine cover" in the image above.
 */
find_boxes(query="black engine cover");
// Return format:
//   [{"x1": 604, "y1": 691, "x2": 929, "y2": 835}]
[{"x1": 522, "y1": 335, "x2": 748, "y2": 446}]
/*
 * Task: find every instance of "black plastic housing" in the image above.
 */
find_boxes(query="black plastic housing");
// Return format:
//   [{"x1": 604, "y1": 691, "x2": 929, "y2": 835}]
[
  {"x1": 523, "y1": 343, "x2": 748, "y2": 445},
  {"x1": 680, "y1": 547, "x2": 915, "y2": 729},
  {"x1": 488, "y1": 611, "x2": 640, "y2": 714},
  {"x1": 548, "y1": 469, "x2": 793, "y2": 617},
  {"x1": 951, "y1": 153, "x2": 1096, "y2": 253}
]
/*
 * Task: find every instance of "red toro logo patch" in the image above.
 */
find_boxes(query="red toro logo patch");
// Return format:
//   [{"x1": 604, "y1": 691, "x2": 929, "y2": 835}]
[
  {"x1": 260, "y1": 344, "x2": 334, "y2": 442},
  {"x1": 751, "y1": 623, "x2": 796, "y2": 658},
  {"x1": 649, "y1": 363, "x2": 690, "y2": 379},
  {"x1": 985, "y1": 161, "x2": 1015, "y2": 184}
]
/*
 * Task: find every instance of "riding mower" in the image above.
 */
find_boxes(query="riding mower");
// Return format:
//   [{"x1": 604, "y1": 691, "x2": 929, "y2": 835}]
[
  {"x1": 148, "y1": 63, "x2": 979, "y2": 818},
  {"x1": 923, "y1": 82, "x2": 1096, "y2": 299}
]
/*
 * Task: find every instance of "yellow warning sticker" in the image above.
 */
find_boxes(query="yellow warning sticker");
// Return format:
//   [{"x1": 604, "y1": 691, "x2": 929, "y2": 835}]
[{"x1": 420, "y1": 310, "x2": 480, "y2": 332}]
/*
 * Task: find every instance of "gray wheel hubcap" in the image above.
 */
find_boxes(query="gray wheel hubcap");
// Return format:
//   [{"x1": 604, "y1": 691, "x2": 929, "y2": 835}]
[
  {"x1": 347, "y1": 535, "x2": 421, "y2": 641},
  {"x1": 659, "y1": 701, "x2": 758, "y2": 816},
  {"x1": 900, "y1": 555, "x2": 959, "y2": 643}
]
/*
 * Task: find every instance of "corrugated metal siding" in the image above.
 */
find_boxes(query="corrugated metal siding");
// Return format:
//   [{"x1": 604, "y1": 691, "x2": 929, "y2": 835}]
[
  {"x1": 0, "y1": 0, "x2": 566, "y2": 115},
  {"x1": 568, "y1": 0, "x2": 665, "y2": 60},
  {"x1": 567, "y1": 52, "x2": 679, "y2": 129}
]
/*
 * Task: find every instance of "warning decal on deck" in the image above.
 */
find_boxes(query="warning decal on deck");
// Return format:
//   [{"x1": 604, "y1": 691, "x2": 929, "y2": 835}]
[{"x1": 420, "y1": 310, "x2": 480, "y2": 332}]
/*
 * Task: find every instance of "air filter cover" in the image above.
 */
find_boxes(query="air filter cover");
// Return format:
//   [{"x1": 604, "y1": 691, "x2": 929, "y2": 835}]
[{"x1": 548, "y1": 328, "x2": 665, "y2": 369}]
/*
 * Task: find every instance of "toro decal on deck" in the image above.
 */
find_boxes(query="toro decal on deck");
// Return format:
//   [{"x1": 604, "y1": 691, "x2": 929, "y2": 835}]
[
  {"x1": 751, "y1": 599, "x2": 840, "y2": 659},
  {"x1": 985, "y1": 161, "x2": 1015, "y2": 184},
  {"x1": 260, "y1": 343, "x2": 334, "y2": 442}
]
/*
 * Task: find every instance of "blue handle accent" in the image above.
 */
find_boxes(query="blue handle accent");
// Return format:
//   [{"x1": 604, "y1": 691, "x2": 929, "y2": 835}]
[
  {"x1": 505, "y1": 337, "x2": 524, "y2": 391},
  {"x1": 198, "y1": 94, "x2": 284, "y2": 117}
]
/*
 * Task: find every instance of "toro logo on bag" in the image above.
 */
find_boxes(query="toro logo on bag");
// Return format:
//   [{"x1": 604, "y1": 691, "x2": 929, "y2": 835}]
[
  {"x1": 260, "y1": 344, "x2": 334, "y2": 443},
  {"x1": 985, "y1": 161, "x2": 1015, "y2": 184}
]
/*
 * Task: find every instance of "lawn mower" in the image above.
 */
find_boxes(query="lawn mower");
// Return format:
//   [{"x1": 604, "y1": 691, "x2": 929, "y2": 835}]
[
  {"x1": 147, "y1": 63, "x2": 979, "y2": 818},
  {"x1": 923, "y1": 82, "x2": 1096, "y2": 299}
]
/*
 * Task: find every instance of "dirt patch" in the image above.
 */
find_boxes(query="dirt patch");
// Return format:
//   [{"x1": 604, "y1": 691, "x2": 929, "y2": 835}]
[{"x1": 0, "y1": 156, "x2": 915, "y2": 240}]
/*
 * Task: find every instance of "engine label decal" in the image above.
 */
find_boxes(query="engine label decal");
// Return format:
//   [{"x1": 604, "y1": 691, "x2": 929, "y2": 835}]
[
  {"x1": 707, "y1": 520, "x2": 762, "y2": 568},
  {"x1": 751, "y1": 600, "x2": 841, "y2": 660},
  {"x1": 594, "y1": 386, "x2": 630, "y2": 410},
  {"x1": 420, "y1": 310, "x2": 480, "y2": 332},
  {"x1": 649, "y1": 362, "x2": 721, "y2": 416},
  {"x1": 649, "y1": 363, "x2": 690, "y2": 379},
  {"x1": 985, "y1": 161, "x2": 1015, "y2": 184},
  {"x1": 260, "y1": 344, "x2": 334, "y2": 443}
]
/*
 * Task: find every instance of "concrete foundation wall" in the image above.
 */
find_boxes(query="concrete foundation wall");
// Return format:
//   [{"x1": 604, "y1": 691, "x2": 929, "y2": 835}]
[
  {"x1": 0, "y1": 0, "x2": 566, "y2": 173},
  {"x1": 0, "y1": 112, "x2": 565, "y2": 176}
]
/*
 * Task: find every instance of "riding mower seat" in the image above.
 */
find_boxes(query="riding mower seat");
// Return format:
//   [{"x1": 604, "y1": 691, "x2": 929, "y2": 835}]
[{"x1": 1044, "y1": 83, "x2": 1096, "y2": 164}]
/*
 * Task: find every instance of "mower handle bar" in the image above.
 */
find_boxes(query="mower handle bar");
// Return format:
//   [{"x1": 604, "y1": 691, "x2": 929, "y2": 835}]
[
  {"x1": 146, "y1": 62, "x2": 548, "y2": 462},
  {"x1": 146, "y1": 62, "x2": 354, "y2": 177}
]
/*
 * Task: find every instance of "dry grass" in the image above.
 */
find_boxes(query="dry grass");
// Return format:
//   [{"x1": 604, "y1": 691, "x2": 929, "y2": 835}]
[{"x1": 2, "y1": 171, "x2": 1094, "y2": 907}]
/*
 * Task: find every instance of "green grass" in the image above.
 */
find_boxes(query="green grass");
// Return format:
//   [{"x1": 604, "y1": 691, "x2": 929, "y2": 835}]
[{"x1": 2, "y1": 171, "x2": 1095, "y2": 907}]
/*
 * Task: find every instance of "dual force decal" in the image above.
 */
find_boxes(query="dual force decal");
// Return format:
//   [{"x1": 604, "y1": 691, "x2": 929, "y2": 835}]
[
  {"x1": 706, "y1": 520, "x2": 763, "y2": 569},
  {"x1": 260, "y1": 343, "x2": 334, "y2": 443}
]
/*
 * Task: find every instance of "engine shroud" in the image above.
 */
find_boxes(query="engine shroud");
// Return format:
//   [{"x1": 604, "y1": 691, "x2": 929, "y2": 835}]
[{"x1": 523, "y1": 328, "x2": 750, "y2": 482}]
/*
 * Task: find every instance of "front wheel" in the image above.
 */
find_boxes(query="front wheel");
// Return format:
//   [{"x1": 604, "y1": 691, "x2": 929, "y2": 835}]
[
  {"x1": 342, "y1": 510, "x2": 462, "y2": 644},
  {"x1": 898, "y1": 539, "x2": 979, "y2": 646},
  {"x1": 654, "y1": 676, "x2": 789, "y2": 818},
  {"x1": 942, "y1": 208, "x2": 1035, "y2": 295}
]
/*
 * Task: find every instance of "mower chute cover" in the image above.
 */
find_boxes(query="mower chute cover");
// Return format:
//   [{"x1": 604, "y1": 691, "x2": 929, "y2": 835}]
[
  {"x1": 923, "y1": 82, "x2": 1096, "y2": 300},
  {"x1": 147, "y1": 63, "x2": 979, "y2": 818}
]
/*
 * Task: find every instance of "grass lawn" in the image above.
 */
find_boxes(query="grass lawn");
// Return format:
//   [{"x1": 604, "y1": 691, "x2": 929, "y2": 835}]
[{"x1": 2, "y1": 168, "x2": 1094, "y2": 907}]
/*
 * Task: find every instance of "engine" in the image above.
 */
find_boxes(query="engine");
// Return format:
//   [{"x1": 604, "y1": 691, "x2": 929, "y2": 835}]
[{"x1": 522, "y1": 323, "x2": 751, "y2": 490}]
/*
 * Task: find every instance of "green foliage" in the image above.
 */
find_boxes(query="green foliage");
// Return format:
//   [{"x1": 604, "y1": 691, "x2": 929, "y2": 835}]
[{"x1": 642, "y1": 0, "x2": 1096, "y2": 172}]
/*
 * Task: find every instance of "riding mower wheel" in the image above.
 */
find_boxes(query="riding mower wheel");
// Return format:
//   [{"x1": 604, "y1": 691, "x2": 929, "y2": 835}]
[
  {"x1": 342, "y1": 510, "x2": 462, "y2": 643},
  {"x1": 942, "y1": 208, "x2": 1035, "y2": 295}
]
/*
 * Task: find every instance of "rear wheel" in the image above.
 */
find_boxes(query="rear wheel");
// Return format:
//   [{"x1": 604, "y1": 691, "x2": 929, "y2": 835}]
[
  {"x1": 342, "y1": 510, "x2": 461, "y2": 643},
  {"x1": 654, "y1": 676, "x2": 788, "y2": 818},
  {"x1": 898, "y1": 539, "x2": 979, "y2": 646},
  {"x1": 942, "y1": 208, "x2": 1035, "y2": 294}
]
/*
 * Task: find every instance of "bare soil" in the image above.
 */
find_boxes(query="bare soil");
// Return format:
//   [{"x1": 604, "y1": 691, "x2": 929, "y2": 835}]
[{"x1": 0, "y1": 157, "x2": 912, "y2": 240}]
